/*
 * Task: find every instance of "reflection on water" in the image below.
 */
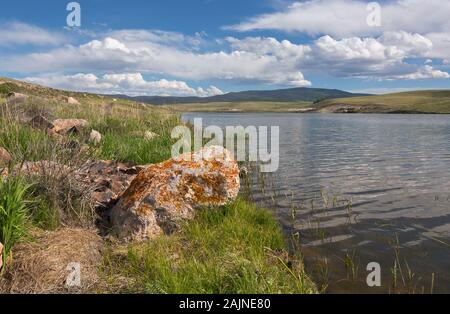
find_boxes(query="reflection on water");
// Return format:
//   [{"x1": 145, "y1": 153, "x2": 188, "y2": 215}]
[{"x1": 183, "y1": 112, "x2": 450, "y2": 293}]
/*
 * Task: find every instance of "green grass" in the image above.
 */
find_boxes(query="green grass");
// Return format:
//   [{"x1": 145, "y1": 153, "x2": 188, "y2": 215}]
[
  {"x1": 0, "y1": 176, "x2": 31, "y2": 271},
  {"x1": 103, "y1": 198, "x2": 316, "y2": 294},
  {"x1": 164, "y1": 101, "x2": 314, "y2": 113},
  {"x1": 91, "y1": 114, "x2": 182, "y2": 164}
]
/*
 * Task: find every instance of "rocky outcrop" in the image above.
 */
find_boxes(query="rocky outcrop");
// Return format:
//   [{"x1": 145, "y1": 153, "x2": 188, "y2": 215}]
[
  {"x1": 0, "y1": 147, "x2": 12, "y2": 166},
  {"x1": 52, "y1": 119, "x2": 89, "y2": 134},
  {"x1": 109, "y1": 146, "x2": 240, "y2": 241},
  {"x1": 75, "y1": 160, "x2": 144, "y2": 209}
]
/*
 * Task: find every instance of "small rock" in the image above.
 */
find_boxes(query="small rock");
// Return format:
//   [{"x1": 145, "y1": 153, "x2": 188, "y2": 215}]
[
  {"x1": 89, "y1": 130, "x2": 102, "y2": 145},
  {"x1": 66, "y1": 96, "x2": 80, "y2": 105},
  {"x1": 144, "y1": 131, "x2": 158, "y2": 141},
  {"x1": 109, "y1": 146, "x2": 240, "y2": 242},
  {"x1": 52, "y1": 119, "x2": 89, "y2": 134},
  {"x1": 0, "y1": 147, "x2": 12, "y2": 166},
  {"x1": 29, "y1": 115, "x2": 54, "y2": 130}
]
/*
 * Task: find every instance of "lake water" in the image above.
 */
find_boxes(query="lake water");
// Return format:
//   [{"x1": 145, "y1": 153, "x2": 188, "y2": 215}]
[{"x1": 183, "y1": 113, "x2": 450, "y2": 293}]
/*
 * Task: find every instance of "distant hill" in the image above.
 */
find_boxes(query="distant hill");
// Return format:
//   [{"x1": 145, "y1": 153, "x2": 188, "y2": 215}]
[
  {"x1": 112, "y1": 87, "x2": 369, "y2": 105},
  {"x1": 315, "y1": 90, "x2": 450, "y2": 113}
]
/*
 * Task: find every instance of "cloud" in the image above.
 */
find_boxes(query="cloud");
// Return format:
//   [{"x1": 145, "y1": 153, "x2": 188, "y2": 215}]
[
  {"x1": 2, "y1": 32, "x2": 312, "y2": 87},
  {"x1": 309, "y1": 34, "x2": 449, "y2": 80},
  {"x1": 0, "y1": 22, "x2": 67, "y2": 46},
  {"x1": 226, "y1": 0, "x2": 450, "y2": 38},
  {"x1": 386, "y1": 65, "x2": 450, "y2": 80},
  {"x1": 23, "y1": 73, "x2": 224, "y2": 97},
  {"x1": 380, "y1": 31, "x2": 433, "y2": 57},
  {"x1": 424, "y1": 32, "x2": 450, "y2": 59},
  {"x1": 1, "y1": 24, "x2": 448, "y2": 88}
]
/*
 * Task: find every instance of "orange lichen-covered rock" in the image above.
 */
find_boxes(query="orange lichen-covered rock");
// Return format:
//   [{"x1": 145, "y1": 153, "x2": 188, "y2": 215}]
[{"x1": 109, "y1": 146, "x2": 240, "y2": 241}]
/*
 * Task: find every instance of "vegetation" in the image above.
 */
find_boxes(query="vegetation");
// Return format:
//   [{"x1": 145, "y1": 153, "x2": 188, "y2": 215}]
[
  {"x1": 0, "y1": 77, "x2": 315, "y2": 293},
  {"x1": 163, "y1": 90, "x2": 450, "y2": 113},
  {"x1": 0, "y1": 176, "x2": 31, "y2": 272},
  {"x1": 316, "y1": 90, "x2": 450, "y2": 113},
  {"x1": 103, "y1": 198, "x2": 315, "y2": 294}
]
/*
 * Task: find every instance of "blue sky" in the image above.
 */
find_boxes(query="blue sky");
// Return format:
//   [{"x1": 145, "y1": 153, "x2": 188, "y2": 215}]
[{"x1": 0, "y1": 0, "x2": 449, "y2": 96}]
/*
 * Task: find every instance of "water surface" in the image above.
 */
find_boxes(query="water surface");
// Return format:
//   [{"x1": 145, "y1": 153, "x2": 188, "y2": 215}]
[{"x1": 183, "y1": 113, "x2": 450, "y2": 293}]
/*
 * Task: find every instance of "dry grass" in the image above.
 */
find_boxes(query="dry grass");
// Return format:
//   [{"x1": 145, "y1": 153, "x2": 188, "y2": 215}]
[{"x1": 0, "y1": 228, "x2": 103, "y2": 294}]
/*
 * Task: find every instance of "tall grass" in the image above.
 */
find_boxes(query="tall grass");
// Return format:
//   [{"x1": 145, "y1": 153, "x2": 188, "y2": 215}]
[{"x1": 0, "y1": 176, "x2": 31, "y2": 271}]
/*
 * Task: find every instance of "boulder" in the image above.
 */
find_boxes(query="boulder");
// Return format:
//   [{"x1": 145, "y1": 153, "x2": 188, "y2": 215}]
[
  {"x1": 29, "y1": 115, "x2": 54, "y2": 130},
  {"x1": 109, "y1": 146, "x2": 240, "y2": 241},
  {"x1": 89, "y1": 130, "x2": 102, "y2": 145},
  {"x1": 6, "y1": 92, "x2": 28, "y2": 104},
  {"x1": 0, "y1": 147, "x2": 12, "y2": 166},
  {"x1": 66, "y1": 97, "x2": 80, "y2": 105},
  {"x1": 52, "y1": 119, "x2": 89, "y2": 134}
]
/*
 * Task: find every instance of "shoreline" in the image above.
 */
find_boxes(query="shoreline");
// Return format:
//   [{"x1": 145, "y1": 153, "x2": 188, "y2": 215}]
[{"x1": 0, "y1": 80, "x2": 316, "y2": 294}]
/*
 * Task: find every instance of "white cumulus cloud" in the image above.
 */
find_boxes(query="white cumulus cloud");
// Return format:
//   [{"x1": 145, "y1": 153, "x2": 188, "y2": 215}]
[
  {"x1": 1, "y1": 32, "x2": 312, "y2": 87},
  {"x1": 23, "y1": 73, "x2": 224, "y2": 97}
]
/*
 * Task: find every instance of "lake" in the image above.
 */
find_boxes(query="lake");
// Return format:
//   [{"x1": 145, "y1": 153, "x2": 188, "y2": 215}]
[{"x1": 182, "y1": 112, "x2": 450, "y2": 293}]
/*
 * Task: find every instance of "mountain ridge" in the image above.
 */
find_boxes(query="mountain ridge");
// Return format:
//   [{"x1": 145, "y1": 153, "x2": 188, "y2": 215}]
[{"x1": 111, "y1": 87, "x2": 370, "y2": 105}]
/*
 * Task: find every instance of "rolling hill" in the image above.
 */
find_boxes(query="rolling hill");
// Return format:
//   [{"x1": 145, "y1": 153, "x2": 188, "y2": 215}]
[{"x1": 113, "y1": 87, "x2": 369, "y2": 105}]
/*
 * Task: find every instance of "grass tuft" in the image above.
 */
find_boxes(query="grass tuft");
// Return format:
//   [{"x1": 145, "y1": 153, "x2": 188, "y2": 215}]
[{"x1": 0, "y1": 175, "x2": 31, "y2": 271}]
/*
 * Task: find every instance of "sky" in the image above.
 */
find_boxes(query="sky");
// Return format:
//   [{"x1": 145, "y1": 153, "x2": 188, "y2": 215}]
[{"x1": 0, "y1": 0, "x2": 449, "y2": 96}]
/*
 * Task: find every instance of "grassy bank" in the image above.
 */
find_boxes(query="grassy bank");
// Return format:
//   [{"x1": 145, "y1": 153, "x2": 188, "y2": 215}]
[
  {"x1": 0, "y1": 77, "x2": 315, "y2": 294},
  {"x1": 103, "y1": 198, "x2": 315, "y2": 294}
]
